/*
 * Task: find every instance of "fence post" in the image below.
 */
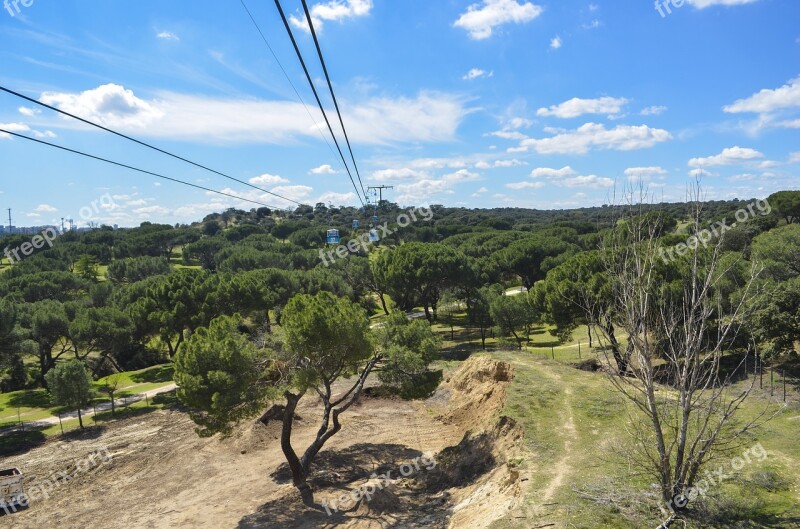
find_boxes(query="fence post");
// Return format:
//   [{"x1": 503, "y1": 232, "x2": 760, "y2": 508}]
[
  {"x1": 578, "y1": 341, "x2": 581, "y2": 360},
  {"x1": 58, "y1": 413, "x2": 64, "y2": 435},
  {"x1": 770, "y1": 367, "x2": 774, "y2": 397},
  {"x1": 145, "y1": 393, "x2": 149, "y2": 406},
  {"x1": 551, "y1": 346, "x2": 554, "y2": 360}
]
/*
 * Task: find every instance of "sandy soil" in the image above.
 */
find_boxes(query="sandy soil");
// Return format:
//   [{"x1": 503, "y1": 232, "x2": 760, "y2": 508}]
[{"x1": 1, "y1": 357, "x2": 524, "y2": 529}]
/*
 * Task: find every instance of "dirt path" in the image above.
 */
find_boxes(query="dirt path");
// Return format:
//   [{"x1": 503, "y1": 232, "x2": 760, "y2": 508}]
[{"x1": 538, "y1": 384, "x2": 576, "y2": 506}]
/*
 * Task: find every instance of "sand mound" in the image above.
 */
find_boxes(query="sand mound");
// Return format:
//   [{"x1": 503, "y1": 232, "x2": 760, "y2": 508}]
[{"x1": 432, "y1": 355, "x2": 514, "y2": 429}]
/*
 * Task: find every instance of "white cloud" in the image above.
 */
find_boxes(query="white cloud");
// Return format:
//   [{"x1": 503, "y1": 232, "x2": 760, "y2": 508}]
[
  {"x1": 506, "y1": 181, "x2": 546, "y2": 190},
  {"x1": 34, "y1": 204, "x2": 57, "y2": 213},
  {"x1": 156, "y1": 31, "x2": 179, "y2": 41},
  {"x1": 18, "y1": 107, "x2": 40, "y2": 117},
  {"x1": 443, "y1": 169, "x2": 480, "y2": 182},
  {"x1": 488, "y1": 130, "x2": 528, "y2": 140},
  {"x1": 317, "y1": 191, "x2": 358, "y2": 205},
  {"x1": 723, "y1": 77, "x2": 800, "y2": 114},
  {"x1": 371, "y1": 168, "x2": 429, "y2": 182},
  {"x1": 290, "y1": 0, "x2": 373, "y2": 33},
  {"x1": 40, "y1": 84, "x2": 164, "y2": 129},
  {"x1": 487, "y1": 116, "x2": 532, "y2": 140},
  {"x1": 463, "y1": 68, "x2": 493, "y2": 80},
  {"x1": 475, "y1": 158, "x2": 526, "y2": 169},
  {"x1": 249, "y1": 173, "x2": 289, "y2": 186},
  {"x1": 475, "y1": 187, "x2": 488, "y2": 193},
  {"x1": 531, "y1": 166, "x2": 576, "y2": 178},
  {"x1": 515, "y1": 123, "x2": 671, "y2": 154},
  {"x1": 0, "y1": 122, "x2": 31, "y2": 138},
  {"x1": 776, "y1": 118, "x2": 800, "y2": 128},
  {"x1": 550, "y1": 36, "x2": 562, "y2": 49},
  {"x1": 310, "y1": 164, "x2": 338, "y2": 175},
  {"x1": 625, "y1": 166, "x2": 667, "y2": 183},
  {"x1": 582, "y1": 19, "x2": 601, "y2": 29},
  {"x1": 640, "y1": 105, "x2": 667, "y2": 116},
  {"x1": 688, "y1": 168, "x2": 715, "y2": 177},
  {"x1": 537, "y1": 96, "x2": 628, "y2": 118},
  {"x1": 0, "y1": 122, "x2": 51, "y2": 140},
  {"x1": 688, "y1": 0, "x2": 761, "y2": 8},
  {"x1": 454, "y1": 0, "x2": 543, "y2": 40},
  {"x1": 729, "y1": 173, "x2": 757, "y2": 181},
  {"x1": 39, "y1": 85, "x2": 468, "y2": 145},
  {"x1": 788, "y1": 152, "x2": 800, "y2": 164},
  {"x1": 688, "y1": 146, "x2": 764, "y2": 167},
  {"x1": 394, "y1": 169, "x2": 480, "y2": 202},
  {"x1": 561, "y1": 175, "x2": 614, "y2": 188}
]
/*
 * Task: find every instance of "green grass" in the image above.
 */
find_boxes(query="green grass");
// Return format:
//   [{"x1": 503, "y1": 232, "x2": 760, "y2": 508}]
[
  {"x1": 0, "y1": 364, "x2": 174, "y2": 429},
  {"x1": 483, "y1": 350, "x2": 800, "y2": 528}
]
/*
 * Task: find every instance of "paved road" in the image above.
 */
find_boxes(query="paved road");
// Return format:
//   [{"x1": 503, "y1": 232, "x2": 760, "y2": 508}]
[{"x1": 0, "y1": 383, "x2": 177, "y2": 435}]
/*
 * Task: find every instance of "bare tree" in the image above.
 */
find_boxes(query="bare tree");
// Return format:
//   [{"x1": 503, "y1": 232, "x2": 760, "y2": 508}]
[{"x1": 593, "y1": 184, "x2": 768, "y2": 517}]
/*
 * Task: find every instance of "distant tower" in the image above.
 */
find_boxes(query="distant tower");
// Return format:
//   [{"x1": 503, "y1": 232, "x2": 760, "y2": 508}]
[{"x1": 6, "y1": 208, "x2": 11, "y2": 231}]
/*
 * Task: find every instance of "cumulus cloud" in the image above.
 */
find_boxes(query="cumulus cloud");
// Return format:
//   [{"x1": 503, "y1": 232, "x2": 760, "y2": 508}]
[
  {"x1": 688, "y1": 146, "x2": 764, "y2": 168},
  {"x1": 688, "y1": 168, "x2": 715, "y2": 177},
  {"x1": 536, "y1": 96, "x2": 628, "y2": 118},
  {"x1": 40, "y1": 84, "x2": 164, "y2": 128},
  {"x1": 531, "y1": 166, "x2": 576, "y2": 178},
  {"x1": 463, "y1": 68, "x2": 493, "y2": 80},
  {"x1": 454, "y1": 0, "x2": 543, "y2": 40},
  {"x1": 513, "y1": 123, "x2": 671, "y2": 154},
  {"x1": 0, "y1": 122, "x2": 56, "y2": 140},
  {"x1": 723, "y1": 77, "x2": 800, "y2": 114},
  {"x1": 290, "y1": 0, "x2": 373, "y2": 33},
  {"x1": 506, "y1": 181, "x2": 546, "y2": 190},
  {"x1": 550, "y1": 36, "x2": 562, "y2": 49},
  {"x1": 371, "y1": 168, "x2": 429, "y2": 182},
  {"x1": 249, "y1": 173, "x2": 289, "y2": 185},
  {"x1": 310, "y1": 164, "x2": 338, "y2": 175},
  {"x1": 487, "y1": 116, "x2": 532, "y2": 141},
  {"x1": 34, "y1": 204, "x2": 58, "y2": 213},
  {"x1": 625, "y1": 166, "x2": 667, "y2": 183},
  {"x1": 475, "y1": 158, "x2": 526, "y2": 169},
  {"x1": 561, "y1": 175, "x2": 614, "y2": 188},
  {"x1": 18, "y1": 107, "x2": 40, "y2": 117}
]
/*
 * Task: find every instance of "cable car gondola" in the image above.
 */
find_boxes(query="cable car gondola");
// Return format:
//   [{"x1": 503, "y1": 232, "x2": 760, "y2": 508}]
[
  {"x1": 326, "y1": 229, "x2": 340, "y2": 245},
  {"x1": 352, "y1": 219, "x2": 360, "y2": 229},
  {"x1": 368, "y1": 229, "x2": 379, "y2": 242}
]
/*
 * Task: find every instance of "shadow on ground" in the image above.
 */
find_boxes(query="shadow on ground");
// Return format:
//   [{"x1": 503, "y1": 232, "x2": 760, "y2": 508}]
[{"x1": 238, "y1": 425, "x2": 502, "y2": 529}]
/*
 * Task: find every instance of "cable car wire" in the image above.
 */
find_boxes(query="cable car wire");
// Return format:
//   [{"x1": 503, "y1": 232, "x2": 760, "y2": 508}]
[
  {"x1": 0, "y1": 85, "x2": 307, "y2": 207},
  {"x1": 238, "y1": 0, "x2": 347, "y2": 178},
  {"x1": 0, "y1": 128, "x2": 281, "y2": 209},
  {"x1": 272, "y1": 0, "x2": 365, "y2": 208},
  {"x1": 300, "y1": 0, "x2": 367, "y2": 201}
]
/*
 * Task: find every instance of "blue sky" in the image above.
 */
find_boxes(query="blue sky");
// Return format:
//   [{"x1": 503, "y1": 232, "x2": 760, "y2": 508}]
[{"x1": 0, "y1": 0, "x2": 798, "y2": 227}]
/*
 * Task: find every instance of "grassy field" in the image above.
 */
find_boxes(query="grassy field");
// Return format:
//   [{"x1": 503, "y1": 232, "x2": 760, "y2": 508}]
[
  {"x1": 0, "y1": 364, "x2": 174, "y2": 430},
  {"x1": 418, "y1": 305, "x2": 800, "y2": 528}
]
